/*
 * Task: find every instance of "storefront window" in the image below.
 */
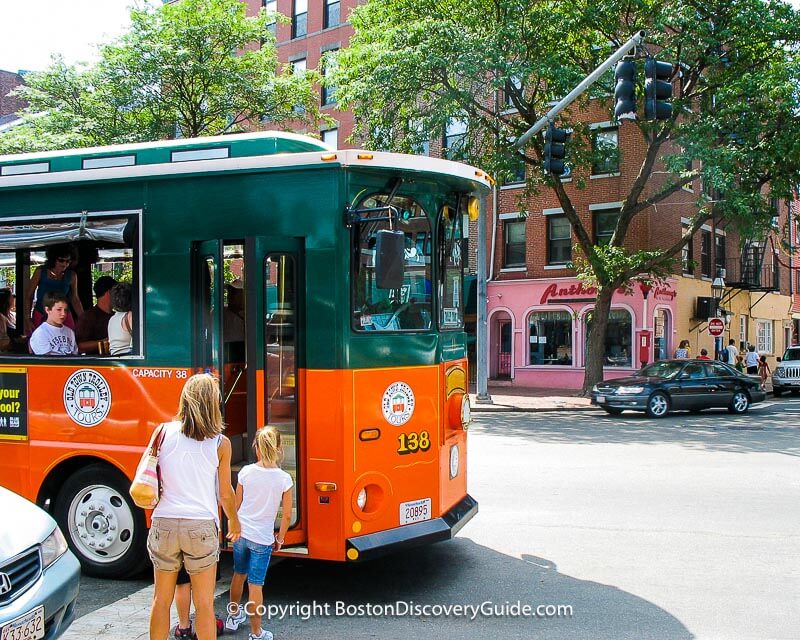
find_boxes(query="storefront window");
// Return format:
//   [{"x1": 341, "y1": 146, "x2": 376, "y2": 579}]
[
  {"x1": 529, "y1": 311, "x2": 572, "y2": 365},
  {"x1": 653, "y1": 309, "x2": 669, "y2": 361},
  {"x1": 585, "y1": 308, "x2": 632, "y2": 367}
]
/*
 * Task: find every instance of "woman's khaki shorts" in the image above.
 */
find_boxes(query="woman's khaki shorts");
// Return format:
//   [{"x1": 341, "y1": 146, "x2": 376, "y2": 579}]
[{"x1": 147, "y1": 518, "x2": 219, "y2": 574}]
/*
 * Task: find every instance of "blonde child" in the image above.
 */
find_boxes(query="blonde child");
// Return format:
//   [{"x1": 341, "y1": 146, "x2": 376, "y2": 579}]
[{"x1": 225, "y1": 427, "x2": 293, "y2": 640}]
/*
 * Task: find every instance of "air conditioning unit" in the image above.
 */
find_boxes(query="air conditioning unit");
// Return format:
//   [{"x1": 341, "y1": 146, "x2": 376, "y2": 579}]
[{"x1": 695, "y1": 296, "x2": 717, "y2": 319}]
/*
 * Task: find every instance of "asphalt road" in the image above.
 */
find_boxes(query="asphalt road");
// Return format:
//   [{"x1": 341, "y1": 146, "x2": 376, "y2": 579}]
[{"x1": 75, "y1": 396, "x2": 800, "y2": 639}]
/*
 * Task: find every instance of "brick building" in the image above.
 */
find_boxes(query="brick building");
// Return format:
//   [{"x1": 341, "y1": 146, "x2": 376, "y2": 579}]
[
  {"x1": 248, "y1": 0, "x2": 795, "y2": 389},
  {"x1": 486, "y1": 100, "x2": 794, "y2": 389},
  {"x1": 0, "y1": 69, "x2": 26, "y2": 128}
]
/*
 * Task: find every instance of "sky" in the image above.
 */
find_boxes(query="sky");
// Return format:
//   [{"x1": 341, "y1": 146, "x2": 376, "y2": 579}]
[
  {"x1": 1, "y1": 0, "x2": 800, "y2": 74},
  {"x1": 0, "y1": 0, "x2": 139, "y2": 73}
]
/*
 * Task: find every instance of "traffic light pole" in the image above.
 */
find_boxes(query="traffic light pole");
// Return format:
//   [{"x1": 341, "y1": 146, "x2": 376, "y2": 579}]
[{"x1": 513, "y1": 30, "x2": 646, "y2": 149}]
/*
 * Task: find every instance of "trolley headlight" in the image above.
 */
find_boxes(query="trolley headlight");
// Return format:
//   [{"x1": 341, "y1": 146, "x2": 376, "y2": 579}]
[
  {"x1": 356, "y1": 488, "x2": 367, "y2": 511},
  {"x1": 460, "y1": 395, "x2": 471, "y2": 430},
  {"x1": 41, "y1": 526, "x2": 68, "y2": 569},
  {"x1": 449, "y1": 444, "x2": 460, "y2": 479}
]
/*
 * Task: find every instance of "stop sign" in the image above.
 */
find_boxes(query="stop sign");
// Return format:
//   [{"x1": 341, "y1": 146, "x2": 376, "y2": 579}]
[{"x1": 708, "y1": 317, "x2": 725, "y2": 337}]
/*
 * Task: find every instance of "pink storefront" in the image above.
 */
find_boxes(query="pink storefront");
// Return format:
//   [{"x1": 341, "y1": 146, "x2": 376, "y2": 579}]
[{"x1": 486, "y1": 277, "x2": 679, "y2": 390}]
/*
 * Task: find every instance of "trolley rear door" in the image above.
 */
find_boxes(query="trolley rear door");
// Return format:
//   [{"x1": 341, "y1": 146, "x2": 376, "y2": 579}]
[{"x1": 193, "y1": 238, "x2": 305, "y2": 550}]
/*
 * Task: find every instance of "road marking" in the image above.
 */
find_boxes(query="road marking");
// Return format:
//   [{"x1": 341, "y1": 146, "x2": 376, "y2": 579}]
[{"x1": 61, "y1": 574, "x2": 232, "y2": 640}]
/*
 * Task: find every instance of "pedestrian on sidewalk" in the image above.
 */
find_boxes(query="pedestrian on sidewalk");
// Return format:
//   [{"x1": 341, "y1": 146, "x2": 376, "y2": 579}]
[
  {"x1": 225, "y1": 426, "x2": 294, "y2": 640},
  {"x1": 147, "y1": 374, "x2": 241, "y2": 640},
  {"x1": 675, "y1": 340, "x2": 690, "y2": 359},
  {"x1": 745, "y1": 345, "x2": 759, "y2": 374},
  {"x1": 725, "y1": 339, "x2": 739, "y2": 365},
  {"x1": 698, "y1": 348, "x2": 711, "y2": 360},
  {"x1": 758, "y1": 355, "x2": 771, "y2": 391}
]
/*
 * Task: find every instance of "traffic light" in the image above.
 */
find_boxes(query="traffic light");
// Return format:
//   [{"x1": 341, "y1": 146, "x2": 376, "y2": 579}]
[
  {"x1": 613, "y1": 59, "x2": 636, "y2": 120},
  {"x1": 644, "y1": 58, "x2": 673, "y2": 121},
  {"x1": 543, "y1": 124, "x2": 569, "y2": 176}
]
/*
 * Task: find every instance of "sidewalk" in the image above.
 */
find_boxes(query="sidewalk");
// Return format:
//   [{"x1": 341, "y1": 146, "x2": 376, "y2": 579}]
[{"x1": 469, "y1": 384, "x2": 596, "y2": 412}]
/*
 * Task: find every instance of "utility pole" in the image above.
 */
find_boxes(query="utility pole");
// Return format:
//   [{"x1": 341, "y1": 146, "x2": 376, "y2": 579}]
[{"x1": 475, "y1": 192, "x2": 492, "y2": 403}]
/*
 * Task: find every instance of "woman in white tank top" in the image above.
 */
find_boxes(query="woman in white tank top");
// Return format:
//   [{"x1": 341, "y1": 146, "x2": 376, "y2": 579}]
[
  {"x1": 146, "y1": 374, "x2": 240, "y2": 640},
  {"x1": 108, "y1": 283, "x2": 133, "y2": 355}
]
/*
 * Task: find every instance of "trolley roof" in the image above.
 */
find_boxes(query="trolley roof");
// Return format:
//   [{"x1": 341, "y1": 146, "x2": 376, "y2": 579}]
[{"x1": 0, "y1": 131, "x2": 492, "y2": 192}]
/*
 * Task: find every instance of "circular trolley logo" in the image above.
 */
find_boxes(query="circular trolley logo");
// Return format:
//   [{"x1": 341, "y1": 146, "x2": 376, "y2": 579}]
[
  {"x1": 64, "y1": 369, "x2": 112, "y2": 427},
  {"x1": 381, "y1": 382, "x2": 415, "y2": 426}
]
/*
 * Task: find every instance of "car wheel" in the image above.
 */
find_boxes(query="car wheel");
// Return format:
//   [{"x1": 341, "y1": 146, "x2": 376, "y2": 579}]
[
  {"x1": 728, "y1": 390, "x2": 750, "y2": 414},
  {"x1": 773, "y1": 388, "x2": 784, "y2": 397},
  {"x1": 53, "y1": 463, "x2": 149, "y2": 578},
  {"x1": 604, "y1": 407, "x2": 623, "y2": 415},
  {"x1": 645, "y1": 392, "x2": 670, "y2": 418}
]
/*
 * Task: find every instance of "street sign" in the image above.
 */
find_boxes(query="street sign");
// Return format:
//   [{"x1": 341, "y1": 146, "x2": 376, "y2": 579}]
[{"x1": 708, "y1": 317, "x2": 725, "y2": 337}]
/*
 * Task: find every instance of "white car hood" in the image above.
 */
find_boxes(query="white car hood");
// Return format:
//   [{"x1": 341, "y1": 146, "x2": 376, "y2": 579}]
[{"x1": 0, "y1": 486, "x2": 55, "y2": 561}]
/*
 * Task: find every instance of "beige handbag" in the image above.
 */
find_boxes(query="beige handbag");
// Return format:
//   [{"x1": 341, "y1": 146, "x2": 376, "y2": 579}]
[{"x1": 129, "y1": 425, "x2": 166, "y2": 509}]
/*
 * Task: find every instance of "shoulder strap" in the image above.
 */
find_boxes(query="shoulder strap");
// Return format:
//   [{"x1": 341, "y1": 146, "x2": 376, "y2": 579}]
[{"x1": 150, "y1": 424, "x2": 166, "y2": 456}]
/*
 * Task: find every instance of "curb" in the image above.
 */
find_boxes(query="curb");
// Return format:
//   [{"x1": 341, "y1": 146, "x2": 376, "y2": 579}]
[{"x1": 471, "y1": 404, "x2": 599, "y2": 413}]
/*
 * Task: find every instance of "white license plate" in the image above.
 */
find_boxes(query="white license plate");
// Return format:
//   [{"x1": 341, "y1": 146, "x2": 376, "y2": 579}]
[
  {"x1": 400, "y1": 498, "x2": 432, "y2": 526},
  {"x1": 596, "y1": 395, "x2": 606, "y2": 403},
  {"x1": 1, "y1": 606, "x2": 45, "y2": 640}
]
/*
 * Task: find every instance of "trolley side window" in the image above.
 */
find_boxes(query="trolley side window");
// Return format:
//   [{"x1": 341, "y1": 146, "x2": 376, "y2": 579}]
[
  {"x1": 0, "y1": 212, "x2": 140, "y2": 357},
  {"x1": 437, "y1": 200, "x2": 465, "y2": 330},
  {"x1": 351, "y1": 194, "x2": 432, "y2": 332}
]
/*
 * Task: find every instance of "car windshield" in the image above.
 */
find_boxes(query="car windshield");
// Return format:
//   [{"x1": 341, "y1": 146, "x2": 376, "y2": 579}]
[
  {"x1": 782, "y1": 347, "x2": 800, "y2": 361},
  {"x1": 638, "y1": 361, "x2": 683, "y2": 379}
]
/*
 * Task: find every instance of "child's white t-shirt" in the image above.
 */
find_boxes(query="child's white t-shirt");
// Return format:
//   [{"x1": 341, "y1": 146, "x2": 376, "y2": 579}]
[
  {"x1": 237, "y1": 464, "x2": 293, "y2": 546},
  {"x1": 29, "y1": 323, "x2": 78, "y2": 356}
]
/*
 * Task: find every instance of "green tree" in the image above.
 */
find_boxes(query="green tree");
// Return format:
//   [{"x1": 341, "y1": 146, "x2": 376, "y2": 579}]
[
  {"x1": 333, "y1": 0, "x2": 800, "y2": 392},
  {"x1": 1, "y1": 0, "x2": 324, "y2": 153}
]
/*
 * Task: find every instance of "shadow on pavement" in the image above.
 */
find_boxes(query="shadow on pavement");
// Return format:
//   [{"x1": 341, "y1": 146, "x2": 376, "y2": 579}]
[
  {"x1": 217, "y1": 539, "x2": 693, "y2": 640},
  {"x1": 472, "y1": 409, "x2": 800, "y2": 457}
]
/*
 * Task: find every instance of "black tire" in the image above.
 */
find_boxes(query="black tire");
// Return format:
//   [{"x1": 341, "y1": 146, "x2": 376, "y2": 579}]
[
  {"x1": 773, "y1": 388, "x2": 784, "y2": 397},
  {"x1": 53, "y1": 463, "x2": 149, "y2": 578},
  {"x1": 604, "y1": 407, "x2": 623, "y2": 415},
  {"x1": 645, "y1": 392, "x2": 670, "y2": 418},
  {"x1": 728, "y1": 389, "x2": 750, "y2": 414}
]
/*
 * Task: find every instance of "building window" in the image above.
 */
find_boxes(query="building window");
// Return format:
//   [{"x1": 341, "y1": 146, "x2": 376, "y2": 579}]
[
  {"x1": 740, "y1": 315, "x2": 747, "y2": 348},
  {"x1": 292, "y1": 58, "x2": 306, "y2": 113},
  {"x1": 443, "y1": 118, "x2": 468, "y2": 160},
  {"x1": 591, "y1": 126, "x2": 619, "y2": 175},
  {"x1": 321, "y1": 50, "x2": 338, "y2": 106},
  {"x1": 757, "y1": 320, "x2": 773, "y2": 353},
  {"x1": 682, "y1": 228, "x2": 694, "y2": 274},
  {"x1": 504, "y1": 75, "x2": 522, "y2": 110},
  {"x1": 322, "y1": 128, "x2": 338, "y2": 148},
  {"x1": 503, "y1": 220, "x2": 526, "y2": 268},
  {"x1": 700, "y1": 230, "x2": 712, "y2": 277},
  {"x1": 324, "y1": 0, "x2": 340, "y2": 28},
  {"x1": 292, "y1": 0, "x2": 307, "y2": 38},
  {"x1": 529, "y1": 311, "x2": 572, "y2": 365},
  {"x1": 586, "y1": 308, "x2": 632, "y2": 367},
  {"x1": 547, "y1": 215, "x2": 571, "y2": 265},
  {"x1": 715, "y1": 234, "x2": 726, "y2": 274},
  {"x1": 594, "y1": 209, "x2": 619, "y2": 246},
  {"x1": 263, "y1": 0, "x2": 277, "y2": 37}
]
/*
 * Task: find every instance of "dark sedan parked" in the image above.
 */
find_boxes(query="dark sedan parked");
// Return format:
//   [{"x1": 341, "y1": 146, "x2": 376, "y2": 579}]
[{"x1": 591, "y1": 360, "x2": 765, "y2": 417}]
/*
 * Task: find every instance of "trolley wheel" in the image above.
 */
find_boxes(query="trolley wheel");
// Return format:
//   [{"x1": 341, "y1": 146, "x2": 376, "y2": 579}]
[
  {"x1": 53, "y1": 463, "x2": 149, "y2": 578},
  {"x1": 645, "y1": 392, "x2": 670, "y2": 418}
]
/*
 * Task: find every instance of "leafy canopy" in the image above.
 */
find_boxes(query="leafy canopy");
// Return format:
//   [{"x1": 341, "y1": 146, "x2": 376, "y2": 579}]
[
  {"x1": 1, "y1": 0, "x2": 324, "y2": 153},
  {"x1": 334, "y1": 0, "x2": 800, "y2": 289}
]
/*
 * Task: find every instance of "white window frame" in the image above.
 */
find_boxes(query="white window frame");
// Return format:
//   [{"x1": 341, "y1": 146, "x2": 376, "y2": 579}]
[
  {"x1": 740, "y1": 315, "x2": 747, "y2": 346},
  {"x1": 757, "y1": 320, "x2": 773, "y2": 354}
]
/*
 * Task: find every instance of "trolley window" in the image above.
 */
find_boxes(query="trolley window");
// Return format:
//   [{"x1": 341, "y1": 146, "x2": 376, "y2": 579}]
[{"x1": 352, "y1": 194, "x2": 432, "y2": 332}]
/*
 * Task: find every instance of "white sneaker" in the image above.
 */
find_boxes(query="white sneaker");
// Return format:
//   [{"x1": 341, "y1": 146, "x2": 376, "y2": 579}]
[
  {"x1": 225, "y1": 606, "x2": 247, "y2": 631},
  {"x1": 249, "y1": 630, "x2": 273, "y2": 640}
]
